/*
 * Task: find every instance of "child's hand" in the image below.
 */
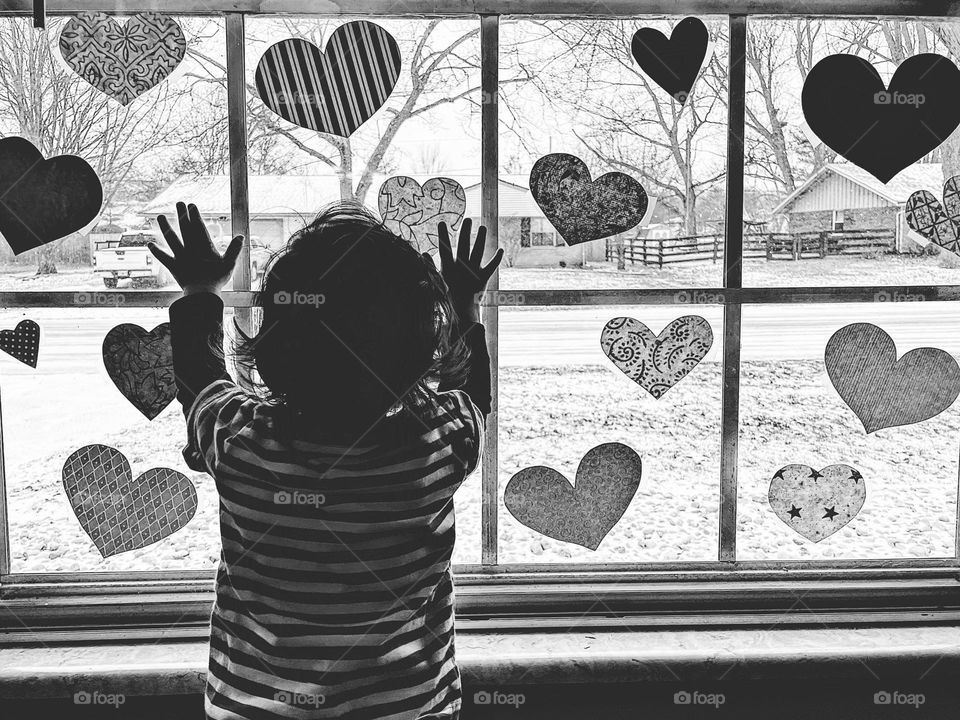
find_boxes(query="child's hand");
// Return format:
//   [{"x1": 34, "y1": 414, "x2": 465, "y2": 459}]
[
  {"x1": 149, "y1": 201, "x2": 244, "y2": 296},
  {"x1": 437, "y1": 219, "x2": 503, "y2": 323}
]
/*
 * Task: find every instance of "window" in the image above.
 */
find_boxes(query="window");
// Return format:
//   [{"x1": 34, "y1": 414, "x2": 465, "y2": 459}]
[{"x1": 1, "y1": 3, "x2": 958, "y2": 641}]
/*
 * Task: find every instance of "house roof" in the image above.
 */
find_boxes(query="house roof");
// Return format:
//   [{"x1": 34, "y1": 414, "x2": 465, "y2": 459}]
[{"x1": 771, "y1": 163, "x2": 944, "y2": 215}]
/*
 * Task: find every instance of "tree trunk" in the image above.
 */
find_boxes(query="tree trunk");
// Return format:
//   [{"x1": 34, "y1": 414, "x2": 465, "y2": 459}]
[{"x1": 36, "y1": 245, "x2": 57, "y2": 275}]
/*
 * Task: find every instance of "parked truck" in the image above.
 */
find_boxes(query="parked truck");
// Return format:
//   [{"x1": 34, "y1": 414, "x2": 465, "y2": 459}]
[{"x1": 93, "y1": 231, "x2": 171, "y2": 289}]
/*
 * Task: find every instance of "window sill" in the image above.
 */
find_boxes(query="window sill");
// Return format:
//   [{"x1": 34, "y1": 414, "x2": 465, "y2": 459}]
[{"x1": 1, "y1": 624, "x2": 959, "y2": 699}]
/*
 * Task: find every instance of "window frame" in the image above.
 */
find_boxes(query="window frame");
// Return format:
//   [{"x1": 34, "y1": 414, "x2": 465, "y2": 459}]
[{"x1": 1, "y1": 1, "x2": 960, "y2": 642}]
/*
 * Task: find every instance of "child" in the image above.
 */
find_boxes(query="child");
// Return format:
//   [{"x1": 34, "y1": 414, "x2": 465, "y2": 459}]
[{"x1": 149, "y1": 202, "x2": 502, "y2": 720}]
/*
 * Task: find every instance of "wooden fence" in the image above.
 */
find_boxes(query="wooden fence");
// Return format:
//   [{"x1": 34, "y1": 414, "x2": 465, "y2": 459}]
[{"x1": 608, "y1": 228, "x2": 897, "y2": 267}]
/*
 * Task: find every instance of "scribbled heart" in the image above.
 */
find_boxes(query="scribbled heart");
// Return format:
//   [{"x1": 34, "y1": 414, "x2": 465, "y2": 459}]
[
  {"x1": 825, "y1": 323, "x2": 960, "y2": 433},
  {"x1": 905, "y1": 175, "x2": 960, "y2": 255},
  {"x1": 768, "y1": 464, "x2": 866, "y2": 542},
  {"x1": 378, "y1": 176, "x2": 466, "y2": 253},
  {"x1": 601, "y1": 315, "x2": 713, "y2": 399},
  {"x1": 0, "y1": 137, "x2": 103, "y2": 255},
  {"x1": 62, "y1": 444, "x2": 197, "y2": 558},
  {"x1": 102, "y1": 323, "x2": 175, "y2": 420},
  {"x1": 255, "y1": 21, "x2": 401, "y2": 137},
  {"x1": 631, "y1": 16, "x2": 709, "y2": 104},
  {"x1": 529, "y1": 154, "x2": 648, "y2": 246},
  {"x1": 0, "y1": 319, "x2": 39, "y2": 367},
  {"x1": 59, "y1": 12, "x2": 186, "y2": 105},
  {"x1": 801, "y1": 53, "x2": 960, "y2": 183},
  {"x1": 504, "y1": 443, "x2": 642, "y2": 550}
]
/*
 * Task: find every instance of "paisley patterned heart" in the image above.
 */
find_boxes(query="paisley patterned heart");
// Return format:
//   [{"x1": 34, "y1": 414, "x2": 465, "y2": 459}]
[
  {"x1": 62, "y1": 444, "x2": 197, "y2": 558},
  {"x1": 59, "y1": 12, "x2": 186, "y2": 105},
  {"x1": 378, "y1": 176, "x2": 466, "y2": 253},
  {"x1": 0, "y1": 319, "x2": 39, "y2": 367},
  {"x1": 768, "y1": 464, "x2": 866, "y2": 542},
  {"x1": 255, "y1": 21, "x2": 401, "y2": 137},
  {"x1": 102, "y1": 323, "x2": 175, "y2": 420},
  {"x1": 905, "y1": 175, "x2": 960, "y2": 255},
  {"x1": 504, "y1": 443, "x2": 642, "y2": 550},
  {"x1": 601, "y1": 315, "x2": 713, "y2": 398}
]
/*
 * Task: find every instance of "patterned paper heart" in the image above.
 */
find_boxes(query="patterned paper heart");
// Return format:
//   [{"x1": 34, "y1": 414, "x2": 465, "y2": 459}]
[
  {"x1": 504, "y1": 443, "x2": 642, "y2": 550},
  {"x1": 102, "y1": 323, "x2": 175, "y2": 420},
  {"x1": 631, "y1": 16, "x2": 709, "y2": 104},
  {"x1": 0, "y1": 319, "x2": 39, "y2": 367},
  {"x1": 905, "y1": 175, "x2": 960, "y2": 255},
  {"x1": 601, "y1": 315, "x2": 713, "y2": 399},
  {"x1": 378, "y1": 176, "x2": 466, "y2": 253},
  {"x1": 825, "y1": 323, "x2": 960, "y2": 433},
  {"x1": 768, "y1": 464, "x2": 866, "y2": 542},
  {"x1": 255, "y1": 21, "x2": 401, "y2": 137},
  {"x1": 62, "y1": 444, "x2": 197, "y2": 558},
  {"x1": 529, "y1": 153, "x2": 648, "y2": 246},
  {"x1": 59, "y1": 12, "x2": 186, "y2": 105}
]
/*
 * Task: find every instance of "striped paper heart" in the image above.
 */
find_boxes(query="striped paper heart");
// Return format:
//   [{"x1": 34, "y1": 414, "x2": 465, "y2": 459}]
[{"x1": 255, "y1": 21, "x2": 401, "y2": 137}]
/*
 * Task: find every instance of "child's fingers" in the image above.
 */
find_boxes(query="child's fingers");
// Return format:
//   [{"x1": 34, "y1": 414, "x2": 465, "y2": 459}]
[
  {"x1": 480, "y1": 248, "x2": 505, "y2": 281},
  {"x1": 147, "y1": 242, "x2": 176, "y2": 272},
  {"x1": 188, "y1": 203, "x2": 215, "y2": 249},
  {"x1": 437, "y1": 222, "x2": 453, "y2": 269},
  {"x1": 469, "y1": 225, "x2": 487, "y2": 266},
  {"x1": 156, "y1": 215, "x2": 183, "y2": 254},
  {"x1": 222, "y1": 235, "x2": 244, "y2": 268},
  {"x1": 456, "y1": 218, "x2": 472, "y2": 261},
  {"x1": 176, "y1": 202, "x2": 191, "y2": 244}
]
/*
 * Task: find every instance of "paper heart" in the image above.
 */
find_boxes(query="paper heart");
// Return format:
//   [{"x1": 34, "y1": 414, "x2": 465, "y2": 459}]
[
  {"x1": 62, "y1": 444, "x2": 197, "y2": 557},
  {"x1": 504, "y1": 443, "x2": 642, "y2": 550},
  {"x1": 631, "y1": 17, "x2": 709, "y2": 104},
  {"x1": 768, "y1": 464, "x2": 866, "y2": 542},
  {"x1": 102, "y1": 323, "x2": 175, "y2": 420},
  {"x1": 905, "y1": 175, "x2": 960, "y2": 255},
  {"x1": 378, "y1": 176, "x2": 466, "y2": 252},
  {"x1": 529, "y1": 153, "x2": 648, "y2": 246},
  {"x1": 255, "y1": 21, "x2": 401, "y2": 137},
  {"x1": 0, "y1": 319, "x2": 39, "y2": 367},
  {"x1": 59, "y1": 12, "x2": 186, "y2": 105},
  {"x1": 825, "y1": 323, "x2": 960, "y2": 433},
  {"x1": 601, "y1": 315, "x2": 713, "y2": 399},
  {"x1": 802, "y1": 53, "x2": 960, "y2": 183},
  {"x1": 0, "y1": 137, "x2": 103, "y2": 255}
]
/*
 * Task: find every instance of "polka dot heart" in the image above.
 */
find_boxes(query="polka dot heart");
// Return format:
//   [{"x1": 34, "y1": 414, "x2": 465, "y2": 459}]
[{"x1": 0, "y1": 319, "x2": 39, "y2": 367}]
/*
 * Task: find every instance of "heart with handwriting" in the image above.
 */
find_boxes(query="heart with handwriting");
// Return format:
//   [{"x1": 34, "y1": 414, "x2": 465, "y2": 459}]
[
  {"x1": 102, "y1": 323, "x2": 175, "y2": 420},
  {"x1": 378, "y1": 176, "x2": 466, "y2": 253},
  {"x1": 768, "y1": 464, "x2": 866, "y2": 542}
]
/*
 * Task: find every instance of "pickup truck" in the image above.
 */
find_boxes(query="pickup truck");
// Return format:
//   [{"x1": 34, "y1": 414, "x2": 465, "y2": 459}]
[{"x1": 93, "y1": 231, "x2": 171, "y2": 289}]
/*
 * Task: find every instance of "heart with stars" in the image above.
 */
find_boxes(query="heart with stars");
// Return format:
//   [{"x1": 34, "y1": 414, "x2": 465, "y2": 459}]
[{"x1": 767, "y1": 463, "x2": 866, "y2": 542}]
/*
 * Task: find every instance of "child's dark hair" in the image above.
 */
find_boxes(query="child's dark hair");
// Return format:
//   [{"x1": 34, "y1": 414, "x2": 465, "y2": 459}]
[{"x1": 232, "y1": 202, "x2": 468, "y2": 434}]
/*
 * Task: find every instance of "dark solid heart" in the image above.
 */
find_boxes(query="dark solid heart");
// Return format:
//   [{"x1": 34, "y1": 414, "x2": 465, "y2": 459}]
[
  {"x1": 631, "y1": 16, "x2": 709, "y2": 104},
  {"x1": 504, "y1": 443, "x2": 642, "y2": 550},
  {"x1": 801, "y1": 53, "x2": 960, "y2": 183},
  {"x1": 378, "y1": 176, "x2": 466, "y2": 253},
  {"x1": 102, "y1": 323, "x2": 175, "y2": 420},
  {"x1": 0, "y1": 136, "x2": 103, "y2": 255},
  {"x1": 825, "y1": 323, "x2": 960, "y2": 433},
  {"x1": 601, "y1": 315, "x2": 713, "y2": 398},
  {"x1": 768, "y1": 464, "x2": 866, "y2": 542},
  {"x1": 0, "y1": 319, "x2": 39, "y2": 367},
  {"x1": 905, "y1": 175, "x2": 960, "y2": 255},
  {"x1": 59, "y1": 12, "x2": 186, "y2": 105},
  {"x1": 255, "y1": 21, "x2": 401, "y2": 137},
  {"x1": 62, "y1": 444, "x2": 197, "y2": 558},
  {"x1": 529, "y1": 154, "x2": 648, "y2": 246}
]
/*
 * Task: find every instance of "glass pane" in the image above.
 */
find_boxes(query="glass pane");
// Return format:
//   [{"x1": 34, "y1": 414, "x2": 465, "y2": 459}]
[
  {"x1": 737, "y1": 302, "x2": 958, "y2": 560},
  {"x1": 498, "y1": 304, "x2": 723, "y2": 563}
]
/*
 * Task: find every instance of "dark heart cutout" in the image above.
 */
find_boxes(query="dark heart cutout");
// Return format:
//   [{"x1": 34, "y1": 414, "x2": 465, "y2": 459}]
[
  {"x1": 59, "y1": 12, "x2": 186, "y2": 106},
  {"x1": 801, "y1": 53, "x2": 960, "y2": 183},
  {"x1": 504, "y1": 443, "x2": 642, "y2": 550},
  {"x1": 0, "y1": 137, "x2": 103, "y2": 255},
  {"x1": 631, "y1": 16, "x2": 709, "y2": 104},
  {"x1": 529, "y1": 153, "x2": 648, "y2": 246},
  {"x1": 62, "y1": 444, "x2": 197, "y2": 558},
  {"x1": 825, "y1": 323, "x2": 960, "y2": 434},
  {"x1": 102, "y1": 323, "x2": 175, "y2": 420},
  {"x1": 0, "y1": 319, "x2": 39, "y2": 367},
  {"x1": 601, "y1": 315, "x2": 713, "y2": 399},
  {"x1": 768, "y1": 464, "x2": 866, "y2": 542},
  {"x1": 378, "y1": 176, "x2": 466, "y2": 253},
  {"x1": 255, "y1": 21, "x2": 401, "y2": 137},
  {"x1": 905, "y1": 175, "x2": 960, "y2": 255}
]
